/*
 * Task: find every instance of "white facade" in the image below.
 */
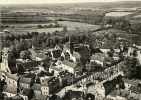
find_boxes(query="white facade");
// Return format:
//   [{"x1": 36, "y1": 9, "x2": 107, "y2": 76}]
[
  {"x1": 5, "y1": 73, "x2": 17, "y2": 94},
  {"x1": 41, "y1": 86, "x2": 49, "y2": 96},
  {"x1": 20, "y1": 83, "x2": 30, "y2": 89},
  {"x1": 61, "y1": 64, "x2": 75, "y2": 74}
]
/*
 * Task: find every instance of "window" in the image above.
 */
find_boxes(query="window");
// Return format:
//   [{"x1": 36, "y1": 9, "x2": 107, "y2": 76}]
[{"x1": 42, "y1": 80, "x2": 44, "y2": 83}]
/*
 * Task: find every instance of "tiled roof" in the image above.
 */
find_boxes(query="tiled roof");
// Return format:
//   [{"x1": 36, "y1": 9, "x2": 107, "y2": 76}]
[
  {"x1": 29, "y1": 49, "x2": 47, "y2": 60},
  {"x1": 5, "y1": 73, "x2": 18, "y2": 81},
  {"x1": 19, "y1": 77, "x2": 32, "y2": 84}
]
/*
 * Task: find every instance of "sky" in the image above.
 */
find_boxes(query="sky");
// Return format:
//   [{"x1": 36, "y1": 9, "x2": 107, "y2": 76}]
[{"x1": 0, "y1": 0, "x2": 141, "y2": 4}]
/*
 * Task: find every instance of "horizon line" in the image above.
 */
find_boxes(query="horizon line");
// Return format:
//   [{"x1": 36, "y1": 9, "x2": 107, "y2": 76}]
[{"x1": 0, "y1": 0, "x2": 140, "y2": 5}]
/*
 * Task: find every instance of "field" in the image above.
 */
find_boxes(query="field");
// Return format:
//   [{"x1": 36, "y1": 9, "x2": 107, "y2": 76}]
[
  {"x1": 105, "y1": 12, "x2": 133, "y2": 17},
  {"x1": 58, "y1": 21, "x2": 101, "y2": 31},
  {"x1": 5, "y1": 27, "x2": 63, "y2": 34},
  {"x1": 3, "y1": 21, "x2": 101, "y2": 34}
]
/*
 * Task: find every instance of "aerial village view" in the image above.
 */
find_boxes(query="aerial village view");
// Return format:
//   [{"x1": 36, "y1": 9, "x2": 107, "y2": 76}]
[{"x1": 0, "y1": 0, "x2": 141, "y2": 100}]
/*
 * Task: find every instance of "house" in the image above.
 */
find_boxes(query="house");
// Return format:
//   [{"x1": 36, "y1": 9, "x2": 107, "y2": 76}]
[
  {"x1": 45, "y1": 45, "x2": 62, "y2": 61},
  {"x1": 34, "y1": 95, "x2": 48, "y2": 100},
  {"x1": 19, "y1": 77, "x2": 32, "y2": 89},
  {"x1": 4, "y1": 73, "x2": 18, "y2": 96},
  {"x1": 40, "y1": 76, "x2": 53, "y2": 85},
  {"x1": 4, "y1": 93, "x2": 26, "y2": 100},
  {"x1": 48, "y1": 77, "x2": 60, "y2": 94},
  {"x1": 31, "y1": 75, "x2": 50, "y2": 96},
  {"x1": 2, "y1": 73, "x2": 28, "y2": 100},
  {"x1": 49, "y1": 59, "x2": 80, "y2": 75},
  {"x1": 49, "y1": 65, "x2": 63, "y2": 76},
  {"x1": 3, "y1": 88, "x2": 17, "y2": 98},
  {"x1": 16, "y1": 59, "x2": 39, "y2": 73},
  {"x1": 90, "y1": 53, "x2": 105, "y2": 66},
  {"x1": 22, "y1": 88, "x2": 34, "y2": 100},
  {"x1": 31, "y1": 83, "x2": 42, "y2": 97},
  {"x1": 58, "y1": 71, "x2": 74, "y2": 86},
  {"x1": 41, "y1": 84, "x2": 49, "y2": 96},
  {"x1": 72, "y1": 51, "x2": 81, "y2": 63},
  {"x1": 29, "y1": 49, "x2": 47, "y2": 62},
  {"x1": 94, "y1": 83, "x2": 105, "y2": 98},
  {"x1": 61, "y1": 45, "x2": 78, "y2": 63},
  {"x1": 62, "y1": 60, "x2": 81, "y2": 74}
]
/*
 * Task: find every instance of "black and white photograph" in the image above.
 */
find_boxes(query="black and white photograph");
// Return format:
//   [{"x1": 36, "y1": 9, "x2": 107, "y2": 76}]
[{"x1": 0, "y1": 0, "x2": 141, "y2": 100}]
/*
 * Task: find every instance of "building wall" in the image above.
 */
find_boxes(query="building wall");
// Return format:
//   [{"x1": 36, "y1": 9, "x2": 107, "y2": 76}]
[
  {"x1": 20, "y1": 83, "x2": 30, "y2": 89},
  {"x1": 6, "y1": 77, "x2": 17, "y2": 94},
  {"x1": 41, "y1": 86, "x2": 49, "y2": 96},
  {"x1": 20, "y1": 95, "x2": 28, "y2": 100},
  {"x1": 62, "y1": 64, "x2": 74, "y2": 74},
  {"x1": 3, "y1": 92, "x2": 16, "y2": 97},
  {"x1": 34, "y1": 90, "x2": 42, "y2": 97},
  {"x1": 0, "y1": 48, "x2": 11, "y2": 73}
]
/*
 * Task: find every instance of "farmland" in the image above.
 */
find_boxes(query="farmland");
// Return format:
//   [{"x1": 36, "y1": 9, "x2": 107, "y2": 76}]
[
  {"x1": 2, "y1": 21, "x2": 101, "y2": 34},
  {"x1": 58, "y1": 21, "x2": 101, "y2": 31},
  {"x1": 105, "y1": 12, "x2": 133, "y2": 17}
]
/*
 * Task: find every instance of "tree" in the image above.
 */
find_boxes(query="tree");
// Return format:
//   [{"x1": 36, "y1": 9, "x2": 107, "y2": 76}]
[
  {"x1": 79, "y1": 45, "x2": 91, "y2": 71},
  {"x1": 0, "y1": 76, "x2": 7, "y2": 100},
  {"x1": 123, "y1": 57, "x2": 140, "y2": 79},
  {"x1": 63, "y1": 26, "x2": 68, "y2": 33},
  {"x1": 37, "y1": 24, "x2": 43, "y2": 28},
  {"x1": 8, "y1": 51, "x2": 17, "y2": 73},
  {"x1": 42, "y1": 55, "x2": 51, "y2": 71},
  {"x1": 20, "y1": 50, "x2": 31, "y2": 60}
]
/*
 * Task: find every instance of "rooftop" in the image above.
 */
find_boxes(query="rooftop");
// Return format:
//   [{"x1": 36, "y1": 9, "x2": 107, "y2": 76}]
[
  {"x1": 5, "y1": 73, "x2": 18, "y2": 81},
  {"x1": 91, "y1": 53, "x2": 105, "y2": 62},
  {"x1": 19, "y1": 77, "x2": 32, "y2": 84}
]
